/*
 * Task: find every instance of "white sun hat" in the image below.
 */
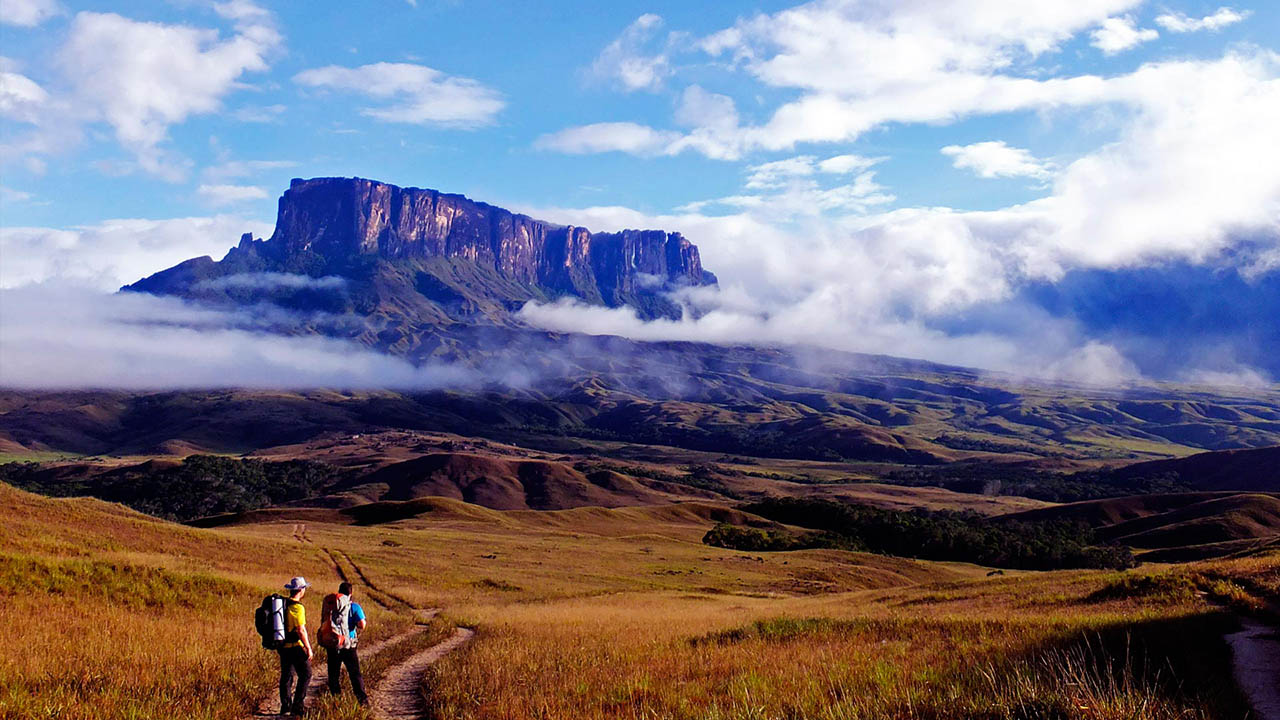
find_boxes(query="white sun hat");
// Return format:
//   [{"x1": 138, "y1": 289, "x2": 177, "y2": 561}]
[{"x1": 283, "y1": 576, "x2": 310, "y2": 592}]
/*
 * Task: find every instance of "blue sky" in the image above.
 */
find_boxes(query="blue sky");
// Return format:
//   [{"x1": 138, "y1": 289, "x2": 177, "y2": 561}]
[{"x1": 2, "y1": 0, "x2": 1279, "y2": 386}]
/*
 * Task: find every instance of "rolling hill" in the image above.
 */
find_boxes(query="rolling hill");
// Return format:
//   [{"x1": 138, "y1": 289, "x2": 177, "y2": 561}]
[{"x1": 1000, "y1": 490, "x2": 1280, "y2": 560}]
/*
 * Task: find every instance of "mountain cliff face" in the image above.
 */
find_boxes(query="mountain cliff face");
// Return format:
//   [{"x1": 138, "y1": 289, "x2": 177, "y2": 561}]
[{"x1": 126, "y1": 177, "x2": 716, "y2": 330}]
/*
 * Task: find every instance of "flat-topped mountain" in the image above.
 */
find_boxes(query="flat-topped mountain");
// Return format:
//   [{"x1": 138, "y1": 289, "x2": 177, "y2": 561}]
[{"x1": 125, "y1": 177, "x2": 716, "y2": 332}]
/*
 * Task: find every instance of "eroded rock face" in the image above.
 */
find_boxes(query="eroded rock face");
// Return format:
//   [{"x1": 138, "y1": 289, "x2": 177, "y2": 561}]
[
  {"x1": 267, "y1": 177, "x2": 715, "y2": 299},
  {"x1": 125, "y1": 177, "x2": 718, "y2": 326}
]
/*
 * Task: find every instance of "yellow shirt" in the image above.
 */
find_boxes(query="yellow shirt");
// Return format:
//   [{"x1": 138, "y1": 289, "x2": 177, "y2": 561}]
[{"x1": 283, "y1": 601, "x2": 306, "y2": 648}]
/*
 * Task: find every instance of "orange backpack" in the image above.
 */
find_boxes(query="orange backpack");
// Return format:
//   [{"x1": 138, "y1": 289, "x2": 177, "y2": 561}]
[{"x1": 316, "y1": 592, "x2": 349, "y2": 650}]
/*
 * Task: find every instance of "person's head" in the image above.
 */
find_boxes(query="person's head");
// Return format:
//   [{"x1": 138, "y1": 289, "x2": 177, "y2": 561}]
[
  {"x1": 339, "y1": 581, "x2": 353, "y2": 597},
  {"x1": 284, "y1": 576, "x2": 310, "y2": 600}
]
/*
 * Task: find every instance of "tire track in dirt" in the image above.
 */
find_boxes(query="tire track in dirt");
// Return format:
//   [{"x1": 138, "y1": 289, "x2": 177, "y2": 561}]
[
  {"x1": 244, "y1": 609, "x2": 446, "y2": 718},
  {"x1": 244, "y1": 545, "x2": 343, "y2": 712},
  {"x1": 334, "y1": 549, "x2": 416, "y2": 612},
  {"x1": 370, "y1": 627, "x2": 475, "y2": 720},
  {"x1": 249, "y1": 544, "x2": 452, "y2": 718}
]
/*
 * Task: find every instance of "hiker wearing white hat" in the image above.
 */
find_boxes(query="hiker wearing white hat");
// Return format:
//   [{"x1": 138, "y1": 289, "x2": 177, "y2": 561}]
[{"x1": 277, "y1": 577, "x2": 314, "y2": 716}]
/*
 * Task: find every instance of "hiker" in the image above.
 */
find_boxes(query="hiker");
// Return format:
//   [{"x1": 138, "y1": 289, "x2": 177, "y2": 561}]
[
  {"x1": 326, "y1": 582, "x2": 369, "y2": 705},
  {"x1": 278, "y1": 577, "x2": 314, "y2": 716}
]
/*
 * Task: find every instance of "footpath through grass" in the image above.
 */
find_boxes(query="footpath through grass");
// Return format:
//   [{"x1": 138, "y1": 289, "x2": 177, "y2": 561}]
[{"x1": 6, "y1": 479, "x2": 1275, "y2": 720}]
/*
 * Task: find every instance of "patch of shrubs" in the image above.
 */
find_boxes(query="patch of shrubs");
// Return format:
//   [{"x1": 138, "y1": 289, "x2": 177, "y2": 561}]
[
  {"x1": 1, "y1": 455, "x2": 340, "y2": 522},
  {"x1": 702, "y1": 523, "x2": 845, "y2": 552},
  {"x1": 706, "y1": 498, "x2": 1136, "y2": 571},
  {"x1": 884, "y1": 463, "x2": 1192, "y2": 503},
  {"x1": 1088, "y1": 573, "x2": 1200, "y2": 603}
]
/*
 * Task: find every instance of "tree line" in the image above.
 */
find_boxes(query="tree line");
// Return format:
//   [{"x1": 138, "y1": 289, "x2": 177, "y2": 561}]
[{"x1": 704, "y1": 497, "x2": 1136, "y2": 570}]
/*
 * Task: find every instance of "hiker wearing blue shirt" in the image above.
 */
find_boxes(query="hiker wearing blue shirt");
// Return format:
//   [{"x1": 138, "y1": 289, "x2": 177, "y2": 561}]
[{"x1": 326, "y1": 582, "x2": 368, "y2": 705}]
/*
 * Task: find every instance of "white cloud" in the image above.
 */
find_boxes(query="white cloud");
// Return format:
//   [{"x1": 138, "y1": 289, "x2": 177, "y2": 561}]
[
  {"x1": 196, "y1": 183, "x2": 270, "y2": 206},
  {"x1": 1042, "y1": 341, "x2": 1142, "y2": 386},
  {"x1": 818, "y1": 154, "x2": 880, "y2": 174},
  {"x1": 513, "y1": 49, "x2": 1280, "y2": 383},
  {"x1": 533, "y1": 122, "x2": 680, "y2": 156},
  {"x1": 1090, "y1": 15, "x2": 1158, "y2": 55},
  {"x1": 0, "y1": 0, "x2": 59, "y2": 27},
  {"x1": 743, "y1": 153, "x2": 881, "y2": 189},
  {"x1": 589, "y1": 14, "x2": 675, "y2": 92},
  {"x1": 293, "y1": 62, "x2": 503, "y2": 127},
  {"x1": 0, "y1": 215, "x2": 273, "y2": 290},
  {"x1": 673, "y1": 85, "x2": 738, "y2": 132},
  {"x1": 193, "y1": 272, "x2": 346, "y2": 291},
  {"x1": 680, "y1": 153, "x2": 893, "y2": 218},
  {"x1": 941, "y1": 141, "x2": 1053, "y2": 180},
  {"x1": 1155, "y1": 7, "x2": 1248, "y2": 33},
  {"x1": 1026, "y1": 51, "x2": 1280, "y2": 273},
  {"x1": 1, "y1": 186, "x2": 34, "y2": 203},
  {"x1": 231, "y1": 103, "x2": 286, "y2": 123},
  {"x1": 0, "y1": 66, "x2": 47, "y2": 123},
  {"x1": 0, "y1": 285, "x2": 477, "y2": 390},
  {"x1": 53, "y1": 7, "x2": 280, "y2": 180},
  {"x1": 203, "y1": 159, "x2": 297, "y2": 181},
  {"x1": 544, "y1": 0, "x2": 1157, "y2": 159},
  {"x1": 1180, "y1": 365, "x2": 1272, "y2": 389}
]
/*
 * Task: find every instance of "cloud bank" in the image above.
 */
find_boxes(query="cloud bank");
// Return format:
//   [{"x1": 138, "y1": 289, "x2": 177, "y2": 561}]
[
  {"x1": 0, "y1": 216, "x2": 274, "y2": 290},
  {"x1": 518, "y1": 4, "x2": 1280, "y2": 386},
  {"x1": 0, "y1": 284, "x2": 477, "y2": 390}
]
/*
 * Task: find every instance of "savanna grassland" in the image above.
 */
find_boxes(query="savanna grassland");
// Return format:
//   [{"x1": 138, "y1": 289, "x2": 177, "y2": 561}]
[{"x1": 5, "y1": 478, "x2": 1278, "y2": 720}]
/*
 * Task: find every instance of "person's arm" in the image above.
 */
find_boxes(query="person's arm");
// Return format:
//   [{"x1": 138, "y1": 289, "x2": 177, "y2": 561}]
[
  {"x1": 299, "y1": 617, "x2": 313, "y2": 660},
  {"x1": 357, "y1": 617, "x2": 367, "y2": 632}
]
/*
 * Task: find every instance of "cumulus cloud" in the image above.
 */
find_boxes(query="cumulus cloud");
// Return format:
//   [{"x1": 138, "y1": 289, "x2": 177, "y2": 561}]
[
  {"x1": 202, "y1": 159, "x2": 298, "y2": 181},
  {"x1": 293, "y1": 62, "x2": 504, "y2": 127},
  {"x1": 531, "y1": 0, "x2": 1237, "y2": 163},
  {"x1": 53, "y1": 7, "x2": 280, "y2": 180},
  {"x1": 0, "y1": 65, "x2": 47, "y2": 124},
  {"x1": 681, "y1": 153, "x2": 893, "y2": 218},
  {"x1": 545, "y1": 0, "x2": 1154, "y2": 159},
  {"x1": 0, "y1": 0, "x2": 60, "y2": 27},
  {"x1": 1090, "y1": 15, "x2": 1158, "y2": 55},
  {"x1": 941, "y1": 141, "x2": 1053, "y2": 180},
  {"x1": 744, "y1": 153, "x2": 881, "y2": 189},
  {"x1": 589, "y1": 14, "x2": 675, "y2": 92},
  {"x1": 533, "y1": 122, "x2": 680, "y2": 156},
  {"x1": 514, "y1": 41, "x2": 1280, "y2": 386},
  {"x1": 0, "y1": 285, "x2": 477, "y2": 390},
  {"x1": 1155, "y1": 7, "x2": 1249, "y2": 33},
  {"x1": 0, "y1": 216, "x2": 273, "y2": 290},
  {"x1": 1025, "y1": 51, "x2": 1280, "y2": 273},
  {"x1": 196, "y1": 183, "x2": 270, "y2": 206}
]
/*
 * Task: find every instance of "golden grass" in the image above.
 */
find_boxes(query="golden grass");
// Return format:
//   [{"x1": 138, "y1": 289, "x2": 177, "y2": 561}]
[
  {"x1": 423, "y1": 584, "x2": 1243, "y2": 720},
  {"x1": 4, "y1": 481, "x2": 1274, "y2": 720}
]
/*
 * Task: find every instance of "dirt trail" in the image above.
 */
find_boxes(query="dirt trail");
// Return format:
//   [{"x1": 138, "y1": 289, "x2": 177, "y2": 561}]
[
  {"x1": 1226, "y1": 617, "x2": 1280, "y2": 720},
  {"x1": 370, "y1": 627, "x2": 475, "y2": 720},
  {"x1": 247, "y1": 543, "x2": 447, "y2": 718},
  {"x1": 246, "y1": 609, "x2": 444, "y2": 718}
]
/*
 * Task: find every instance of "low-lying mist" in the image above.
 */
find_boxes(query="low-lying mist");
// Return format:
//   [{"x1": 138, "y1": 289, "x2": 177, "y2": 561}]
[{"x1": 0, "y1": 284, "x2": 478, "y2": 390}]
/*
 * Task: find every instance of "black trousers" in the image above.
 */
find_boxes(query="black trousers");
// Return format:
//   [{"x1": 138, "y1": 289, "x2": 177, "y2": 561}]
[
  {"x1": 278, "y1": 646, "x2": 311, "y2": 714},
  {"x1": 326, "y1": 646, "x2": 368, "y2": 704}
]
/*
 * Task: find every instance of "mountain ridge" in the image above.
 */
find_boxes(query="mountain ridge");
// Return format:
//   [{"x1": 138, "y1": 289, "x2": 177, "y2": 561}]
[{"x1": 124, "y1": 177, "x2": 717, "y2": 331}]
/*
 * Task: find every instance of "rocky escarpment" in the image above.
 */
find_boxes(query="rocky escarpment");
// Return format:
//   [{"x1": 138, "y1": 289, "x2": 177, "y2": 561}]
[{"x1": 125, "y1": 177, "x2": 716, "y2": 325}]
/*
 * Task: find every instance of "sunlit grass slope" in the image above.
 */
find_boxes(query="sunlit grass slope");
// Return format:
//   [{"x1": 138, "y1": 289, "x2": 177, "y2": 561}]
[{"x1": 6, "y1": 481, "x2": 1276, "y2": 720}]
